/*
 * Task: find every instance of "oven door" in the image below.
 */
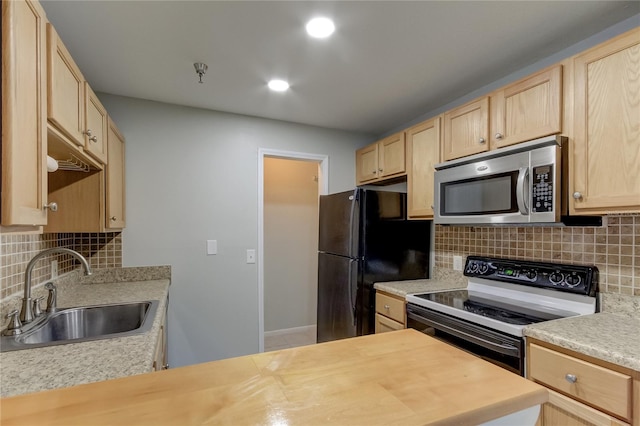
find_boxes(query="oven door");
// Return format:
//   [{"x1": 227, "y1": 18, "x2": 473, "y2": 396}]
[{"x1": 406, "y1": 303, "x2": 524, "y2": 376}]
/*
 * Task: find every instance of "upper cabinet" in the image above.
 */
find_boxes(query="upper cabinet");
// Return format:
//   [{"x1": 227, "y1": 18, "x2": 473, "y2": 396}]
[
  {"x1": 106, "y1": 118, "x2": 126, "y2": 230},
  {"x1": 1, "y1": 0, "x2": 49, "y2": 226},
  {"x1": 406, "y1": 117, "x2": 441, "y2": 219},
  {"x1": 46, "y1": 23, "x2": 85, "y2": 147},
  {"x1": 356, "y1": 132, "x2": 406, "y2": 185},
  {"x1": 442, "y1": 97, "x2": 489, "y2": 161},
  {"x1": 2, "y1": 0, "x2": 126, "y2": 231},
  {"x1": 443, "y1": 65, "x2": 563, "y2": 161},
  {"x1": 47, "y1": 23, "x2": 108, "y2": 165},
  {"x1": 84, "y1": 84, "x2": 109, "y2": 164},
  {"x1": 570, "y1": 28, "x2": 640, "y2": 215},
  {"x1": 490, "y1": 65, "x2": 562, "y2": 149}
]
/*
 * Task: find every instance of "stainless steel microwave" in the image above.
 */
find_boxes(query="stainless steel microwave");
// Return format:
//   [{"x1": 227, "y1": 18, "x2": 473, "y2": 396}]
[{"x1": 434, "y1": 135, "x2": 568, "y2": 225}]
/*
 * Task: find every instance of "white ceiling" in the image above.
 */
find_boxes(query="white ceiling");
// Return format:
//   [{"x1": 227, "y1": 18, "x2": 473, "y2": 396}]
[{"x1": 40, "y1": 1, "x2": 639, "y2": 135}]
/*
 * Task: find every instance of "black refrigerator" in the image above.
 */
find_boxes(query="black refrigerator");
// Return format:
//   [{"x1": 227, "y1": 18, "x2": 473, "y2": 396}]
[{"x1": 317, "y1": 188, "x2": 431, "y2": 343}]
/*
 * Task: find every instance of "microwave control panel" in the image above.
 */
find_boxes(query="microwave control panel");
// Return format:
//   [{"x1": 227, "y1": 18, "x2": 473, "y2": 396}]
[{"x1": 532, "y1": 165, "x2": 554, "y2": 212}]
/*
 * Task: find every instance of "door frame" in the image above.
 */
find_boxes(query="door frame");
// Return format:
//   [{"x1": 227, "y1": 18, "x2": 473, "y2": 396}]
[{"x1": 257, "y1": 148, "x2": 329, "y2": 352}]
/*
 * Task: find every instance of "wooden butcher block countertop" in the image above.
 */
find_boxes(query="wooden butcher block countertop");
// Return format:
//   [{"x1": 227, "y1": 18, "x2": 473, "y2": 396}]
[{"x1": 0, "y1": 329, "x2": 547, "y2": 426}]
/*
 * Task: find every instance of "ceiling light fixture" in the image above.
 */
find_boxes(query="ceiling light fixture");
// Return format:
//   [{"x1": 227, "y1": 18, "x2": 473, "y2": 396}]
[
  {"x1": 268, "y1": 79, "x2": 289, "y2": 92},
  {"x1": 306, "y1": 17, "x2": 335, "y2": 39},
  {"x1": 194, "y1": 62, "x2": 208, "y2": 83}
]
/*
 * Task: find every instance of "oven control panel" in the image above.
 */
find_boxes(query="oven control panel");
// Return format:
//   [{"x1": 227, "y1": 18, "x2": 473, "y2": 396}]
[{"x1": 464, "y1": 256, "x2": 598, "y2": 296}]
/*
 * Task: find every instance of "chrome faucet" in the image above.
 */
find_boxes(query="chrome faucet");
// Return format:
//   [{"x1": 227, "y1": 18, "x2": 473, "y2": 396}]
[{"x1": 20, "y1": 248, "x2": 92, "y2": 323}]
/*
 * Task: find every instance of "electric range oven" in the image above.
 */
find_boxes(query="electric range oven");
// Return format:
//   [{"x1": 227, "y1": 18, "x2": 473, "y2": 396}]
[{"x1": 406, "y1": 256, "x2": 598, "y2": 376}]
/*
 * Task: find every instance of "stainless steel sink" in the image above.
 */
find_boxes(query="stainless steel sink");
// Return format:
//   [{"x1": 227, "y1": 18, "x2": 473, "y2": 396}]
[{"x1": 0, "y1": 300, "x2": 159, "y2": 352}]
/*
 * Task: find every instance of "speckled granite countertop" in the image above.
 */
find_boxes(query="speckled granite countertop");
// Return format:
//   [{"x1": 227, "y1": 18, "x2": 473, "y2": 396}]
[
  {"x1": 0, "y1": 266, "x2": 170, "y2": 397},
  {"x1": 374, "y1": 267, "x2": 467, "y2": 297},
  {"x1": 524, "y1": 294, "x2": 640, "y2": 372}
]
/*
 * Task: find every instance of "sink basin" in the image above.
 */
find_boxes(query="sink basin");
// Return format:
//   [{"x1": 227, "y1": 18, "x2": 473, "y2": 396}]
[{"x1": 1, "y1": 300, "x2": 159, "y2": 352}]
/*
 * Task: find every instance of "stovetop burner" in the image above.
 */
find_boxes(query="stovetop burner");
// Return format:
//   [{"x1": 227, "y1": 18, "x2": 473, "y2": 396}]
[{"x1": 411, "y1": 290, "x2": 562, "y2": 327}]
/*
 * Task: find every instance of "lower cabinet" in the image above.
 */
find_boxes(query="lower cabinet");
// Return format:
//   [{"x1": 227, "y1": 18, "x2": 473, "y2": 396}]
[
  {"x1": 538, "y1": 389, "x2": 630, "y2": 426},
  {"x1": 152, "y1": 306, "x2": 168, "y2": 372},
  {"x1": 374, "y1": 291, "x2": 406, "y2": 333},
  {"x1": 527, "y1": 339, "x2": 638, "y2": 426}
]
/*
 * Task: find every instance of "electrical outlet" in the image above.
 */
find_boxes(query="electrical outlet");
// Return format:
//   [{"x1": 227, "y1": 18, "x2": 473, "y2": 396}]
[
  {"x1": 453, "y1": 256, "x2": 463, "y2": 271},
  {"x1": 246, "y1": 249, "x2": 256, "y2": 264},
  {"x1": 51, "y1": 260, "x2": 58, "y2": 277}
]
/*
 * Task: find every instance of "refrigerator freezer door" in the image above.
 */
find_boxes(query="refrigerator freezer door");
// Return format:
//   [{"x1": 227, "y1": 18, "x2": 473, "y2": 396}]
[
  {"x1": 318, "y1": 189, "x2": 359, "y2": 258},
  {"x1": 317, "y1": 253, "x2": 358, "y2": 343}
]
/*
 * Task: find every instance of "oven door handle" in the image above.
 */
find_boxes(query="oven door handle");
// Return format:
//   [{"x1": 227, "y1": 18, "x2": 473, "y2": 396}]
[
  {"x1": 407, "y1": 311, "x2": 520, "y2": 357},
  {"x1": 516, "y1": 167, "x2": 529, "y2": 215}
]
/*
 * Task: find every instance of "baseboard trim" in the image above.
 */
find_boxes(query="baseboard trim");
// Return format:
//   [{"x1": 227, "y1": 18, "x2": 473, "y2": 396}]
[{"x1": 264, "y1": 325, "x2": 316, "y2": 338}]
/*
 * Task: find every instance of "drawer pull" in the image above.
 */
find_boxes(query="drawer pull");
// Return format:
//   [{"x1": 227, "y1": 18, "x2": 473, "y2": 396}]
[
  {"x1": 565, "y1": 373, "x2": 577, "y2": 384},
  {"x1": 384, "y1": 304, "x2": 390, "y2": 310}
]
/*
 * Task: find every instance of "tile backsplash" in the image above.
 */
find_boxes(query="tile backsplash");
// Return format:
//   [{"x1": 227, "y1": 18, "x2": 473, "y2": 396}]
[
  {"x1": 434, "y1": 215, "x2": 639, "y2": 296},
  {"x1": 0, "y1": 232, "x2": 122, "y2": 299}
]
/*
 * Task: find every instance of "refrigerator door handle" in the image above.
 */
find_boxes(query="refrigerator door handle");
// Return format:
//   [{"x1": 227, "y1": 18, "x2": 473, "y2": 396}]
[
  {"x1": 347, "y1": 189, "x2": 358, "y2": 258},
  {"x1": 348, "y1": 258, "x2": 357, "y2": 327}
]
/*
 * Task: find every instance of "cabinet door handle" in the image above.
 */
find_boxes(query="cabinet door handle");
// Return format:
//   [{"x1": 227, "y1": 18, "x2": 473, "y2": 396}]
[
  {"x1": 372, "y1": 170, "x2": 377, "y2": 174},
  {"x1": 44, "y1": 202, "x2": 58, "y2": 212},
  {"x1": 84, "y1": 129, "x2": 93, "y2": 137},
  {"x1": 89, "y1": 136, "x2": 98, "y2": 143},
  {"x1": 565, "y1": 373, "x2": 577, "y2": 383},
  {"x1": 495, "y1": 133, "x2": 503, "y2": 140},
  {"x1": 479, "y1": 137, "x2": 486, "y2": 144},
  {"x1": 573, "y1": 192, "x2": 583, "y2": 200},
  {"x1": 384, "y1": 304, "x2": 390, "y2": 310}
]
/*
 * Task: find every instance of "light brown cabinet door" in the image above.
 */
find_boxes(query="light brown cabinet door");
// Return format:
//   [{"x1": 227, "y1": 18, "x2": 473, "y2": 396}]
[
  {"x1": 443, "y1": 97, "x2": 489, "y2": 161},
  {"x1": 84, "y1": 84, "x2": 108, "y2": 164},
  {"x1": 46, "y1": 23, "x2": 85, "y2": 147},
  {"x1": 106, "y1": 118, "x2": 126, "y2": 230},
  {"x1": 356, "y1": 143, "x2": 379, "y2": 184},
  {"x1": 375, "y1": 314, "x2": 404, "y2": 334},
  {"x1": 1, "y1": 0, "x2": 48, "y2": 226},
  {"x1": 538, "y1": 390, "x2": 630, "y2": 426},
  {"x1": 407, "y1": 117, "x2": 440, "y2": 219},
  {"x1": 571, "y1": 28, "x2": 640, "y2": 214},
  {"x1": 491, "y1": 65, "x2": 562, "y2": 149},
  {"x1": 378, "y1": 132, "x2": 406, "y2": 179}
]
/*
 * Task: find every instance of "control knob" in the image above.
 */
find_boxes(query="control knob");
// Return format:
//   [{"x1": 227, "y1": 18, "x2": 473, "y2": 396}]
[
  {"x1": 478, "y1": 263, "x2": 489, "y2": 274},
  {"x1": 467, "y1": 262, "x2": 479, "y2": 273},
  {"x1": 549, "y1": 271, "x2": 564, "y2": 285},
  {"x1": 565, "y1": 274, "x2": 582, "y2": 287},
  {"x1": 524, "y1": 270, "x2": 537, "y2": 280}
]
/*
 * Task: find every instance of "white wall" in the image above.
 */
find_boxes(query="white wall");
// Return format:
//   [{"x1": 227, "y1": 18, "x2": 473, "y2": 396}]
[
  {"x1": 264, "y1": 158, "x2": 319, "y2": 332},
  {"x1": 98, "y1": 94, "x2": 373, "y2": 367}
]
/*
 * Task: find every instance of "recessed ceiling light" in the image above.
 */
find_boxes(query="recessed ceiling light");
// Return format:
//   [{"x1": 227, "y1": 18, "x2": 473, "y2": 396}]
[
  {"x1": 306, "y1": 17, "x2": 335, "y2": 39},
  {"x1": 268, "y1": 79, "x2": 289, "y2": 92}
]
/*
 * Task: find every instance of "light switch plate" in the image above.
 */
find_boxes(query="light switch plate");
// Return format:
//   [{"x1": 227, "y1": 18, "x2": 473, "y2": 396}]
[
  {"x1": 207, "y1": 240, "x2": 217, "y2": 255},
  {"x1": 453, "y1": 256, "x2": 463, "y2": 271},
  {"x1": 246, "y1": 249, "x2": 256, "y2": 264}
]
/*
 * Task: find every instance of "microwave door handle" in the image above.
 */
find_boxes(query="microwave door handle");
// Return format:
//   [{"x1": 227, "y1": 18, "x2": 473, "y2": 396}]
[{"x1": 516, "y1": 167, "x2": 529, "y2": 215}]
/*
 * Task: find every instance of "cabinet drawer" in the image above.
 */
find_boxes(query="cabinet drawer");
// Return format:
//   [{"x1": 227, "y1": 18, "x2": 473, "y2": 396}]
[
  {"x1": 375, "y1": 314, "x2": 404, "y2": 333},
  {"x1": 375, "y1": 292, "x2": 405, "y2": 324},
  {"x1": 529, "y1": 344, "x2": 632, "y2": 421}
]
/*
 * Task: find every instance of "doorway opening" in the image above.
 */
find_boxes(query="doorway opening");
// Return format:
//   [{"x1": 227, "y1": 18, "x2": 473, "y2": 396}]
[{"x1": 257, "y1": 149, "x2": 328, "y2": 353}]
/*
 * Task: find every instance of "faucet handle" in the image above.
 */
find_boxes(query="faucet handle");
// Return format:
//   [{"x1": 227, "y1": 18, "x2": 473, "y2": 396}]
[
  {"x1": 33, "y1": 296, "x2": 45, "y2": 317},
  {"x1": 45, "y1": 282, "x2": 58, "y2": 313},
  {"x1": 2, "y1": 310, "x2": 23, "y2": 336}
]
